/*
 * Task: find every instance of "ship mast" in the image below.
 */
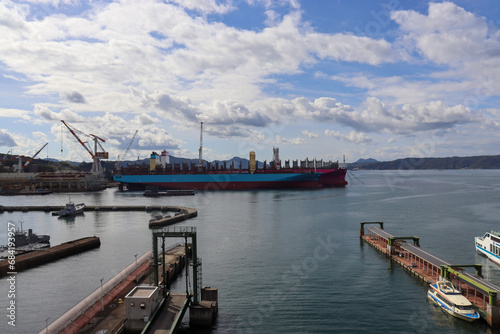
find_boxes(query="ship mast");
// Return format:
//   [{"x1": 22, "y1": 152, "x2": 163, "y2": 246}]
[{"x1": 198, "y1": 121, "x2": 203, "y2": 170}]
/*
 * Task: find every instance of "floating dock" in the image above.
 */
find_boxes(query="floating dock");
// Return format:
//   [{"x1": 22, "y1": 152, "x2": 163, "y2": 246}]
[
  {"x1": 361, "y1": 222, "x2": 500, "y2": 328},
  {"x1": 0, "y1": 236, "x2": 100, "y2": 277},
  {"x1": 143, "y1": 189, "x2": 195, "y2": 197},
  {"x1": 0, "y1": 204, "x2": 198, "y2": 215},
  {"x1": 148, "y1": 207, "x2": 198, "y2": 228}
]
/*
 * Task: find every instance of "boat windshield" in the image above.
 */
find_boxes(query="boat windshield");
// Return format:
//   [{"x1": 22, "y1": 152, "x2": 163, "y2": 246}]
[
  {"x1": 439, "y1": 282, "x2": 456, "y2": 292},
  {"x1": 455, "y1": 305, "x2": 474, "y2": 311}
]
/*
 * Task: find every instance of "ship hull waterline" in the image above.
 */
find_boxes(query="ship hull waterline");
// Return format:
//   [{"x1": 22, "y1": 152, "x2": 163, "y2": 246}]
[{"x1": 114, "y1": 169, "x2": 347, "y2": 191}]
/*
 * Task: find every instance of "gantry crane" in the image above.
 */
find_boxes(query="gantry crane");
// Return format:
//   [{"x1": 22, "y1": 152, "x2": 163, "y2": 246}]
[{"x1": 61, "y1": 120, "x2": 109, "y2": 174}]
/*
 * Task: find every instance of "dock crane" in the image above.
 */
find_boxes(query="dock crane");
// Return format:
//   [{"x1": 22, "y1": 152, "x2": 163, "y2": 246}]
[
  {"x1": 22, "y1": 143, "x2": 48, "y2": 169},
  {"x1": 0, "y1": 150, "x2": 11, "y2": 166},
  {"x1": 61, "y1": 120, "x2": 109, "y2": 174},
  {"x1": 116, "y1": 130, "x2": 138, "y2": 170}
]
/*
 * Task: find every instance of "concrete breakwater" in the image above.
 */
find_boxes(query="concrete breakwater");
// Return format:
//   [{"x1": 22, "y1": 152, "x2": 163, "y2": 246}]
[
  {"x1": 0, "y1": 205, "x2": 198, "y2": 215},
  {"x1": 0, "y1": 236, "x2": 101, "y2": 277}
]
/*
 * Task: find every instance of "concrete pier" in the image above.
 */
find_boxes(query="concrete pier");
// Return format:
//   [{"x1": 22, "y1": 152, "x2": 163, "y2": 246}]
[
  {"x1": 0, "y1": 205, "x2": 198, "y2": 214},
  {"x1": 361, "y1": 222, "x2": 500, "y2": 328},
  {"x1": 40, "y1": 245, "x2": 189, "y2": 334},
  {"x1": 0, "y1": 236, "x2": 100, "y2": 277}
]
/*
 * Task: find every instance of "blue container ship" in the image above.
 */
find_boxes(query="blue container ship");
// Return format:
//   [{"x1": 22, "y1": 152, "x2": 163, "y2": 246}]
[{"x1": 114, "y1": 149, "x2": 347, "y2": 191}]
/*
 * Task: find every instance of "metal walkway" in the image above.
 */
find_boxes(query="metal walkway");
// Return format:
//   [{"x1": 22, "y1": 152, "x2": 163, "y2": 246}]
[{"x1": 362, "y1": 223, "x2": 500, "y2": 327}]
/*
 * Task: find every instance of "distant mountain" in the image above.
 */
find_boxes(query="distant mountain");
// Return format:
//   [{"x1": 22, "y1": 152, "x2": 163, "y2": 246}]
[
  {"x1": 5, "y1": 152, "x2": 500, "y2": 172},
  {"x1": 355, "y1": 155, "x2": 500, "y2": 170},
  {"x1": 352, "y1": 158, "x2": 378, "y2": 164}
]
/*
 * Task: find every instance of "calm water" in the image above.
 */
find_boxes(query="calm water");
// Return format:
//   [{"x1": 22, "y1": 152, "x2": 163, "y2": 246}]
[{"x1": 1, "y1": 170, "x2": 500, "y2": 334}]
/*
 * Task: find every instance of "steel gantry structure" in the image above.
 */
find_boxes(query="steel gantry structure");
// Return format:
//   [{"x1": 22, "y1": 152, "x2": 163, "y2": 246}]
[{"x1": 152, "y1": 226, "x2": 201, "y2": 304}]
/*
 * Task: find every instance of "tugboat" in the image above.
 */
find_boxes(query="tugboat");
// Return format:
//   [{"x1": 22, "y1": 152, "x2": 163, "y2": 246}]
[
  {"x1": 53, "y1": 201, "x2": 86, "y2": 217},
  {"x1": 427, "y1": 280, "x2": 479, "y2": 322}
]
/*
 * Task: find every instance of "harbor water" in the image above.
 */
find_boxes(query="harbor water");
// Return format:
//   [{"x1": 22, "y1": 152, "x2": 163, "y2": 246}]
[{"x1": 1, "y1": 169, "x2": 500, "y2": 333}]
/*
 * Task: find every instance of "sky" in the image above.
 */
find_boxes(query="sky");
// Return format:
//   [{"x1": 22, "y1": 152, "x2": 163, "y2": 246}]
[{"x1": 1, "y1": 0, "x2": 500, "y2": 164}]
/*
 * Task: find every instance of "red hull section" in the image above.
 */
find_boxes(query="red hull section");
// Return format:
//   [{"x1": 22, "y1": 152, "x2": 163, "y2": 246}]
[{"x1": 317, "y1": 168, "x2": 348, "y2": 187}]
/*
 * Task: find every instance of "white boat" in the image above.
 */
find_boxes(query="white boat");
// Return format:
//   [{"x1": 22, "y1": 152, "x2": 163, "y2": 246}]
[
  {"x1": 427, "y1": 280, "x2": 479, "y2": 322},
  {"x1": 54, "y1": 202, "x2": 85, "y2": 217},
  {"x1": 475, "y1": 231, "x2": 500, "y2": 265}
]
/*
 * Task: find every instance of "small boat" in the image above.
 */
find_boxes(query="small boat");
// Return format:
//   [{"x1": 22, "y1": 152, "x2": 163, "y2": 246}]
[
  {"x1": 53, "y1": 202, "x2": 86, "y2": 217},
  {"x1": 475, "y1": 231, "x2": 500, "y2": 265},
  {"x1": 427, "y1": 280, "x2": 479, "y2": 322},
  {"x1": 0, "y1": 222, "x2": 50, "y2": 259}
]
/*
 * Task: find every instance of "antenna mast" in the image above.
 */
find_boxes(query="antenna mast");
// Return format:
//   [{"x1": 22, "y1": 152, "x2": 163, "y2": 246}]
[{"x1": 198, "y1": 122, "x2": 203, "y2": 169}]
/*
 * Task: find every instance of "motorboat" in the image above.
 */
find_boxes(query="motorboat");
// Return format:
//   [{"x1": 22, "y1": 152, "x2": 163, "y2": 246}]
[
  {"x1": 53, "y1": 202, "x2": 85, "y2": 217},
  {"x1": 475, "y1": 231, "x2": 500, "y2": 265},
  {"x1": 427, "y1": 280, "x2": 479, "y2": 322}
]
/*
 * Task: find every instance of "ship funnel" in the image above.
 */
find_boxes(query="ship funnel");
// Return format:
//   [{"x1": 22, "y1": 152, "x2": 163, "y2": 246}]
[
  {"x1": 150, "y1": 152, "x2": 158, "y2": 172},
  {"x1": 249, "y1": 151, "x2": 256, "y2": 174}
]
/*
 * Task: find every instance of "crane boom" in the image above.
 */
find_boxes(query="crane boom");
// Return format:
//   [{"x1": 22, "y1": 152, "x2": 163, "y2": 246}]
[
  {"x1": 89, "y1": 134, "x2": 106, "y2": 142},
  {"x1": 121, "y1": 130, "x2": 138, "y2": 161},
  {"x1": 1, "y1": 150, "x2": 11, "y2": 164},
  {"x1": 23, "y1": 143, "x2": 48, "y2": 168},
  {"x1": 61, "y1": 120, "x2": 94, "y2": 158}
]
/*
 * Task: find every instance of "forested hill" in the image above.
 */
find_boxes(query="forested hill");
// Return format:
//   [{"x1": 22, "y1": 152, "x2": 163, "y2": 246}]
[{"x1": 352, "y1": 155, "x2": 500, "y2": 170}]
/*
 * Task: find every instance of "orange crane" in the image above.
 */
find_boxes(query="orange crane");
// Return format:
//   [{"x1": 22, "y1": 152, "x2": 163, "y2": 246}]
[
  {"x1": 61, "y1": 120, "x2": 109, "y2": 173},
  {"x1": 22, "y1": 143, "x2": 48, "y2": 169}
]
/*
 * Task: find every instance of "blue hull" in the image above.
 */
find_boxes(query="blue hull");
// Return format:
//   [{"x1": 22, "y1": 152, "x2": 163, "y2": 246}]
[{"x1": 114, "y1": 171, "x2": 325, "y2": 190}]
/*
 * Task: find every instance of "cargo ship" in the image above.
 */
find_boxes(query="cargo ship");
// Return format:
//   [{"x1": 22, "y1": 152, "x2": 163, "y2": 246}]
[
  {"x1": 114, "y1": 123, "x2": 347, "y2": 191},
  {"x1": 114, "y1": 149, "x2": 347, "y2": 191}
]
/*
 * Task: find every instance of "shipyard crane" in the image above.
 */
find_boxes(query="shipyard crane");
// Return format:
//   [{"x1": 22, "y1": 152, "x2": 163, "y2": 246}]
[
  {"x1": 0, "y1": 150, "x2": 11, "y2": 165},
  {"x1": 22, "y1": 143, "x2": 48, "y2": 169},
  {"x1": 61, "y1": 120, "x2": 109, "y2": 174},
  {"x1": 116, "y1": 130, "x2": 138, "y2": 170}
]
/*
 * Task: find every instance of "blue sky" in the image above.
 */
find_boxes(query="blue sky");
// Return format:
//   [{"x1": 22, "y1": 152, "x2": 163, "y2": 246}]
[{"x1": 1, "y1": 0, "x2": 500, "y2": 164}]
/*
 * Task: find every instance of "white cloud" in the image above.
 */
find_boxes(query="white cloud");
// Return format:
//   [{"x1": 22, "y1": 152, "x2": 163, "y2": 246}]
[
  {"x1": 302, "y1": 130, "x2": 318, "y2": 138},
  {"x1": 324, "y1": 129, "x2": 372, "y2": 144},
  {"x1": 0, "y1": 108, "x2": 31, "y2": 118},
  {"x1": 275, "y1": 135, "x2": 305, "y2": 145},
  {"x1": 134, "y1": 113, "x2": 159, "y2": 125},
  {"x1": 166, "y1": 0, "x2": 234, "y2": 14},
  {"x1": 0, "y1": 129, "x2": 17, "y2": 147}
]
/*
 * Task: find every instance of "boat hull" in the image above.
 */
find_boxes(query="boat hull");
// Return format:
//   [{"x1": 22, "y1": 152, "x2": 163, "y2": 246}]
[
  {"x1": 114, "y1": 169, "x2": 347, "y2": 191},
  {"x1": 427, "y1": 288, "x2": 479, "y2": 322},
  {"x1": 475, "y1": 243, "x2": 500, "y2": 266}
]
